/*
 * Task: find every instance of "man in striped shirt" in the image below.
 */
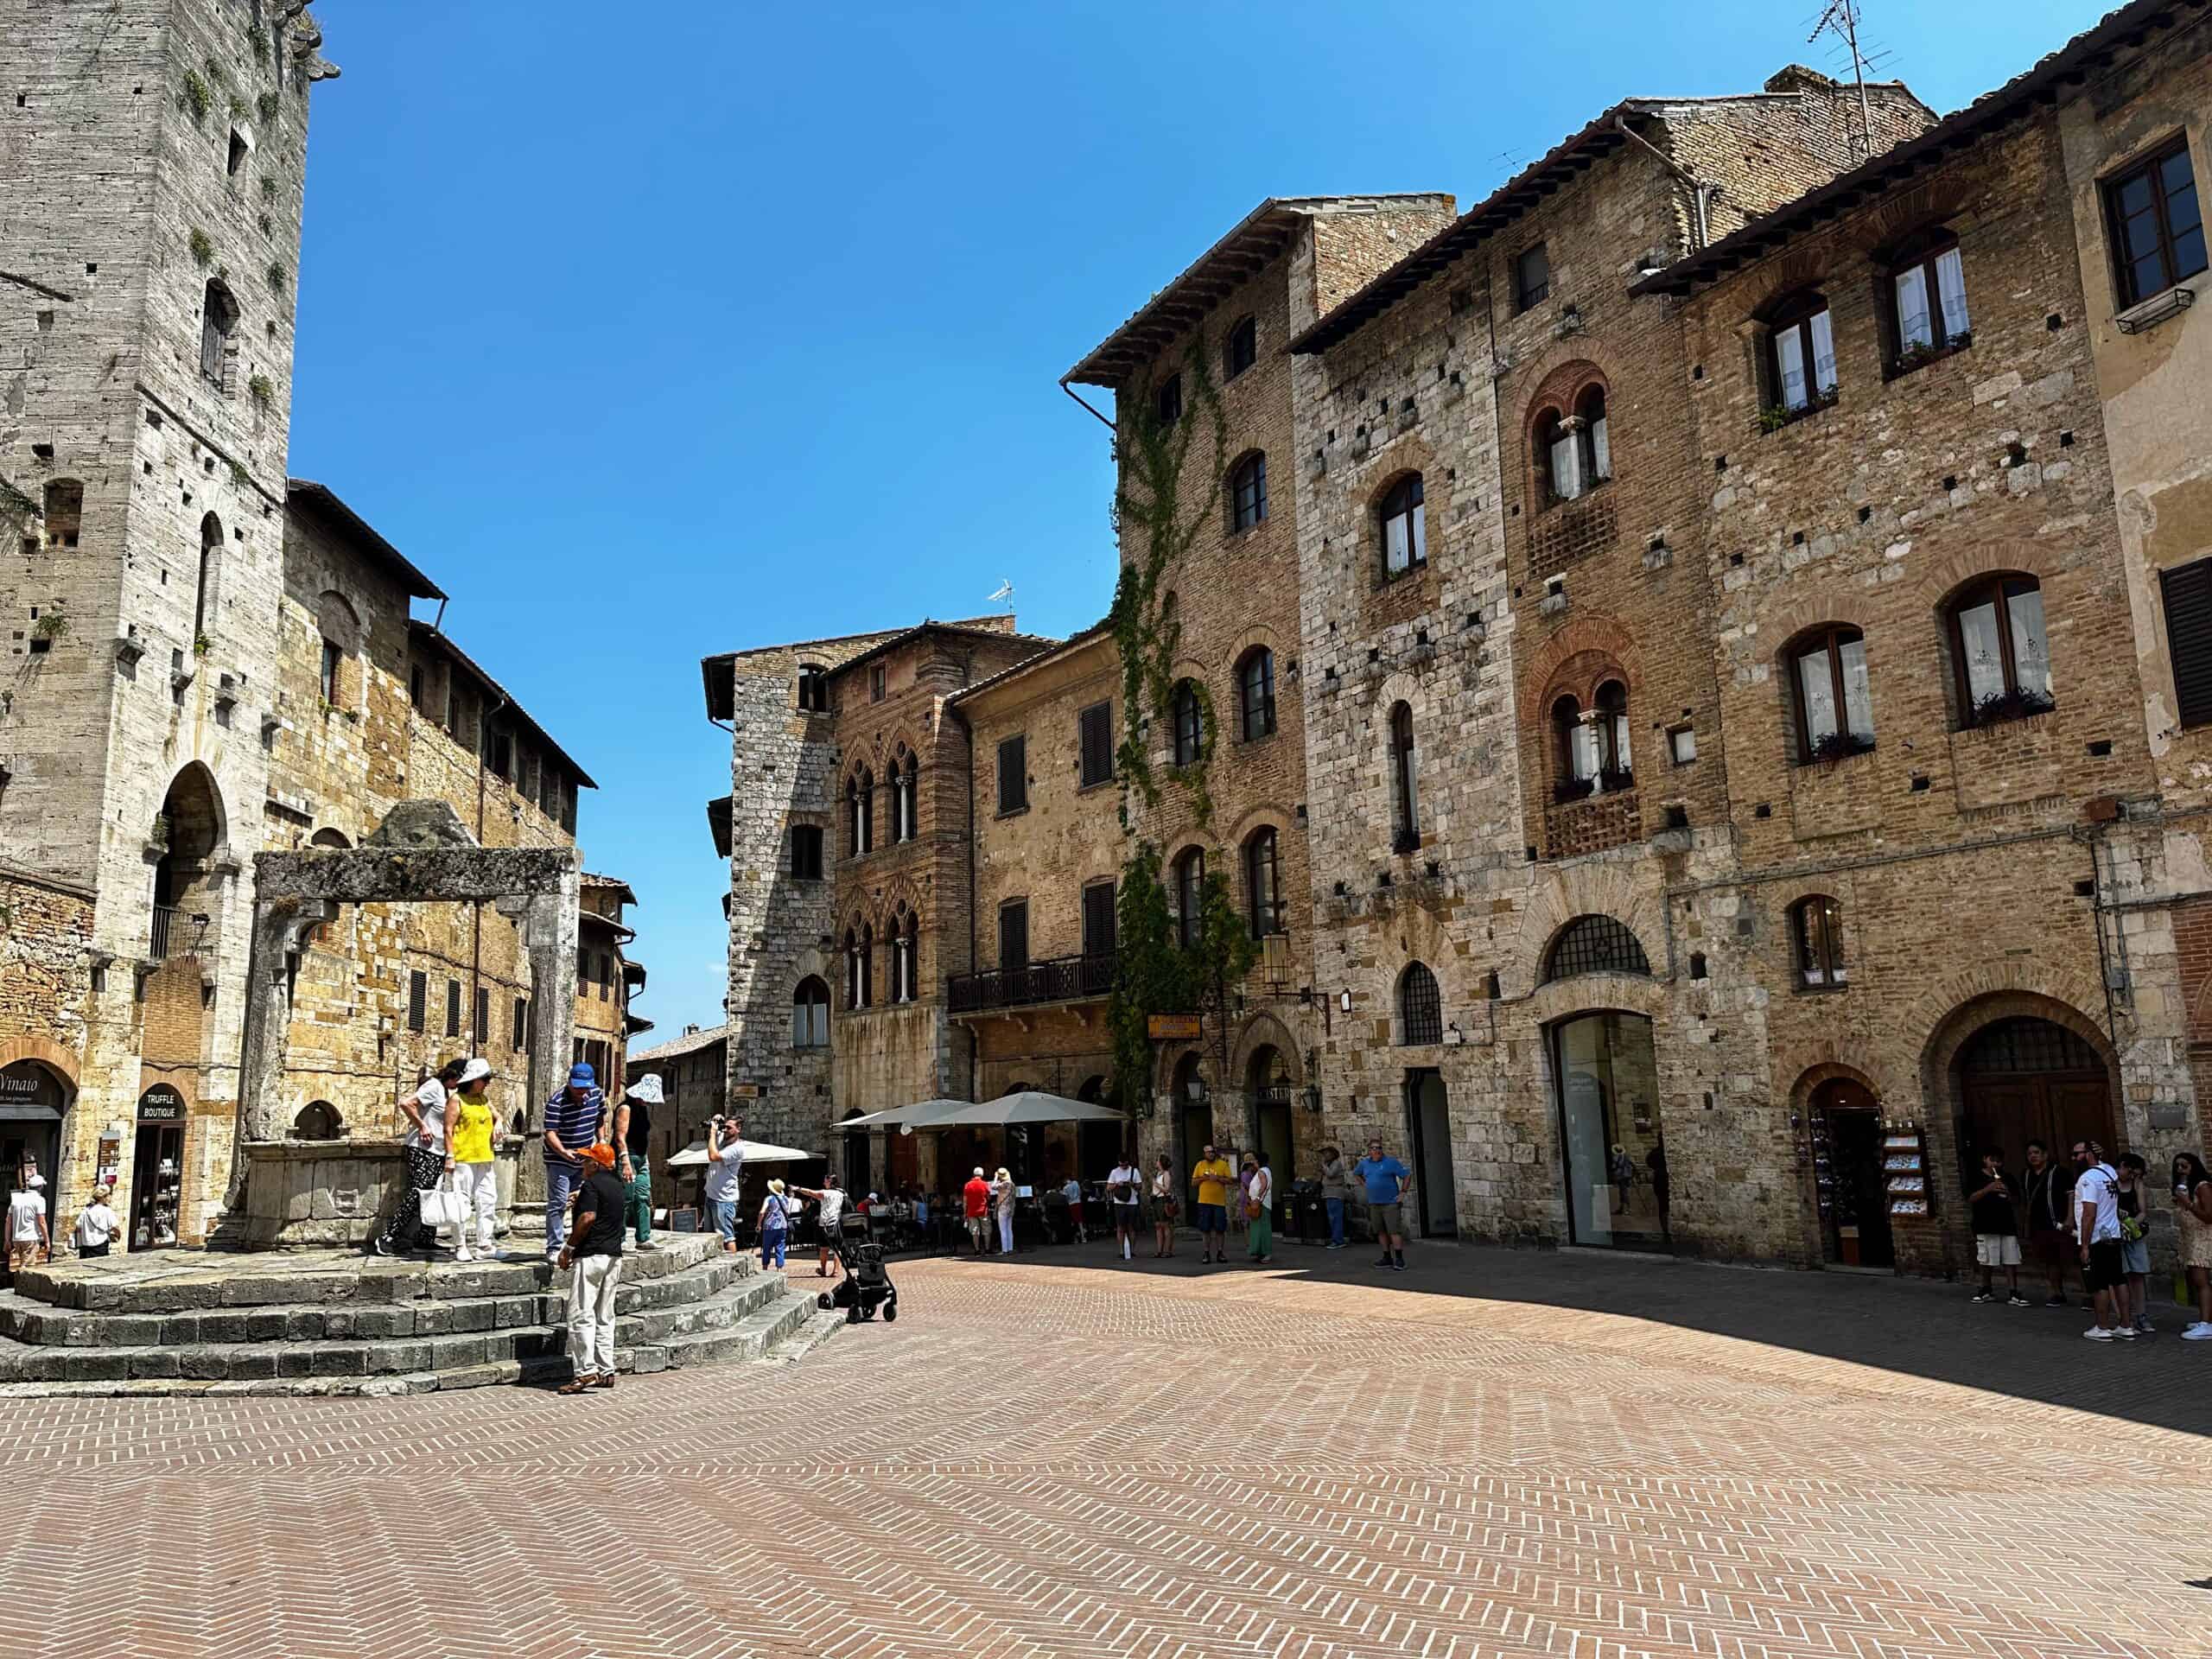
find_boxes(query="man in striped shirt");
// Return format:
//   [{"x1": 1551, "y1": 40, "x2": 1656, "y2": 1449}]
[{"x1": 543, "y1": 1061, "x2": 605, "y2": 1261}]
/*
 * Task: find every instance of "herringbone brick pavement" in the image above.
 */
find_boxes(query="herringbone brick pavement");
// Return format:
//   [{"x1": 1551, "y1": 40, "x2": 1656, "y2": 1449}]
[{"x1": 1, "y1": 1242, "x2": 2208, "y2": 1657}]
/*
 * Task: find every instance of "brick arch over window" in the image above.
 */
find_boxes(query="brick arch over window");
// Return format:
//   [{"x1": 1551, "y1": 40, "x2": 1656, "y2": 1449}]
[
  {"x1": 1524, "y1": 360, "x2": 1611, "y2": 507},
  {"x1": 1230, "y1": 1011, "x2": 1303, "y2": 1086},
  {"x1": 1510, "y1": 866, "x2": 1666, "y2": 999},
  {"x1": 1854, "y1": 180, "x2": 1977, "y2": 264},
  {"x1": 1518, "y1": 614, "x2": 1643, "y2": 714},
  {"x1": 1918, "y1": 543, "x2": 2065, "y2": 611},
  {"x1": 1732, "y1": 249, "x2": 1836, "y2": 326}
]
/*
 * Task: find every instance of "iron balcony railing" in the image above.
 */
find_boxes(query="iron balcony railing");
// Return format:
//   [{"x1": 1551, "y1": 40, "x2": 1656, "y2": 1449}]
[
  {"x1": 149, "y1": 905, "x2": 181, "y2": 961},
  {"x1": 948, "y1": 950, "x2": 1116, "y2": 1014}
]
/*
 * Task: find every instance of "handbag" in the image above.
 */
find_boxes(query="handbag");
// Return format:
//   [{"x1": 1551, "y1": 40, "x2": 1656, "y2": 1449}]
[{"x1": 418, "y1": 1184, "x2": 468, "y2": 1228}]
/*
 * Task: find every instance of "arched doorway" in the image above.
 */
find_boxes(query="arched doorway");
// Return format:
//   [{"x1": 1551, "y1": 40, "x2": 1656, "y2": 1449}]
[
  {"x1": 1171, "y1": 1052, "x2": 1211, "y2": 1214},
  {"x1": 1246, "y1": 1046, "x2": 1294, "y2": 1215},
  {"x1": 1550, "y1": 1010, "x2": 1666, "y2": 1251},
  {"x1": 1956, "y1": 1016, "x2": 2116, "y2": 1177},
  {"x1": 1808, "y1": 1076, "x2": 1890, "y2": 1268},
  {"x1": 1, "y1": 1060, "x2": 72, "y2": 1217},
  {"x1": 130, "y1": 1084, "x2": 188, "y2": 1249}
]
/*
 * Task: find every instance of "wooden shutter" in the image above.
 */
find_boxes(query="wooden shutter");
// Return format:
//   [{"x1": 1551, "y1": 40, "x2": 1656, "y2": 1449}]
[
  {"x1": 1078, "y1": 702, "x2": 1113, "y2": 787},
  {"x1": 997, "y1": 734, "x2": 1027, "y2": 814},
  {"x1": 999, "y1": 900, "x2": 1029, "y2": 970},
  {"x1": 2164, "y1": 558, "x2": 2212, "y2": 728},
  {"x1": 446, "y1": 978, "x2": 461, "y2": 1038},
  {"x1": 1083, "y1": 883, "x2": 1116, "y2": 957},
  {"x1": 408, "y1": 970, "x2": 426, "y2": 1033}
]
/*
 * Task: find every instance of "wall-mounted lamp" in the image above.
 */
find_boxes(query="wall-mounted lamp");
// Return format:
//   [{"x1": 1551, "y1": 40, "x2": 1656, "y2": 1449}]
[{"x1": 1338, "y1": 989, "x2": 1352, "y2": 1013}]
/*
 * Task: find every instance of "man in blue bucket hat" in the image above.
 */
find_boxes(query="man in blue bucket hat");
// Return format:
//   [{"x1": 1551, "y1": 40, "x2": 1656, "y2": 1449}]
[{"x1": 543, "y1": 1061, "x2": 606, "y2": 1261}]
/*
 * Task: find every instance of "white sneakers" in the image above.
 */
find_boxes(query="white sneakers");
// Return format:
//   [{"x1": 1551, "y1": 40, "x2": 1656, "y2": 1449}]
[
  {"x1": 2183, "y1": 1322, "x2": 2212, "y2": 1340},
  {"x1": 2083, "y1": 1326, "x2": 2114, "y2": 1340}
]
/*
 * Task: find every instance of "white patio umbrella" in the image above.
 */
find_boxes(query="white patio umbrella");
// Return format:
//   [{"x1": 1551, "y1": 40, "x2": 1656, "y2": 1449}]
[
  {"x1": 832, "y1": 1097, "x2": 975, "y2": 1135},
  {"x1": 665, "y1": 1136, "x2": 815, "y2": 1167},
  {"x1": 903, "y1": 1091, "x2": 1127, "y2": 1132}
]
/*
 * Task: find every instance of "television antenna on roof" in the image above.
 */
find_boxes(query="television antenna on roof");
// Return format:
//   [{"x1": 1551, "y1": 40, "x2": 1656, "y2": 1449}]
[
  {"x1": 1810, "y1": 0, "x2": 1877, "y2": 160},
  {"x1": 988, "y1": 579, "x2": 1014, "y2": 613}
]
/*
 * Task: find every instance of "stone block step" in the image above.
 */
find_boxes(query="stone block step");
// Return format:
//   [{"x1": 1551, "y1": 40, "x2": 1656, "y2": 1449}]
[
  {"x1": 756, "y1": 1305, "x2": 849, "y2": 1366},
  {"x1": 0, "y1": 1252, "x2": 752, "y2": 1347}
]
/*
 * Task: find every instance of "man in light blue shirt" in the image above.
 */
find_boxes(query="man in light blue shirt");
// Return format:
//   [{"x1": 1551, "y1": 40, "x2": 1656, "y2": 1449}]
[{"x1": 1352, "y1": 1137, "x2": 1413, "y2": 1271}]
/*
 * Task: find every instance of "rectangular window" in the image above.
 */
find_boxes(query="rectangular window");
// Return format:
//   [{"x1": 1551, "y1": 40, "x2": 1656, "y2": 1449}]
[
  {"x1": 474, "y1": 987, "x2": 489, "y2": 1045},
  {"x1": 1515, "y1": 244, "x2": 1550, "y2": 312},
  {"x1": 2162, "y1": 557, "x2": 2212, "y2": 728},
  {"x1": 1226, "y1": 316, "x2": 1257, "y2": 378},
  {"x1": 2107, "y1": 137, "x2": 2209, "y2": 308},
  {"x1": 996, "y1": 734, "x2": 1027, "y2": 814},
  {"x1": 1077, "y1": 702, "x2": 1114, "y2": 788},
  {"x1": 870, "y1": 664, "x2": 887, "y2": 703},
  {"x1": 487, "y1": 729, "x2": 512, "y2": 780},
  {"x1": 319, "y1": 639, "x2": 341, "y2": 704},
  {"x1": 791, "y1": 823, "x2": 824, "y2": 880},
  {"x1": 999, "y1": 899, "x2": 1029, "y2": 971},
  {"x1": 409, "y1": 664, "x2": 425, "y2": 709},
  {"x1": 519, "y1": 748, "x2": 539, "y2": 798},
  {"x1": 1669, "y1": 725, "x2": 1697, "y2": 765},
  {"x1": 1083, "y1": 880, "x2": 1116, "y2": 957},
  {"x1": 512, "y1": 995, "x2": 530, "y2": 1051},
  {"x1": 445, "y1": 978, "x2": 461, "y2": 1039},
  {"x1": 1154, "y1": 374, "x2": 1183, "y2": 427},
  {"x1": 408, "y1": 969, "x2": 426, "y2": 1033}
]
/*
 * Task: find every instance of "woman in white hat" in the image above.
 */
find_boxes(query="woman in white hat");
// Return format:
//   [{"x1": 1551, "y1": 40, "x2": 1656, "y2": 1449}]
[{"x1": 443, "y1": 1057, "x2": 501, "y2": 1262}]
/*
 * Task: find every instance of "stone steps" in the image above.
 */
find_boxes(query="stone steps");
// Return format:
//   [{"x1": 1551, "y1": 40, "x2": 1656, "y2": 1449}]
[{"x1": 0, "y1": 1235, "x2": 844, "y2": 1396}]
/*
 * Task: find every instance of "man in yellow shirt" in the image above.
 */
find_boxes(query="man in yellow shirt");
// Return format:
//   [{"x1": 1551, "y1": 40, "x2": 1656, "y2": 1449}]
[{"x1": 1191, "y1": 1143, "x2": 1235, "y2": 1265}]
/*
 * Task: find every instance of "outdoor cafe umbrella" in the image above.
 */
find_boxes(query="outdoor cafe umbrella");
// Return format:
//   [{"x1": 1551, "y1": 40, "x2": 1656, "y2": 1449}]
[
  {"x1": 901, "y1": 1091, "x2": 1127, "y2": 1131},
  {"x1": 665, "y1": 1136, "x2": 815, "y2": 1167},
  {"x1": 832, "y1": 1098, "x2": 975, "y2": 1136}
]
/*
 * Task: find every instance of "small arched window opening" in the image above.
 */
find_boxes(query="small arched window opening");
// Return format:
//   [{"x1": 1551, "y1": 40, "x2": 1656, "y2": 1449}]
[
  {"x1": 796, "y1": 663, "x2": 829, "y2": 714},
  {"x1": 901, "y1": 910, "x2": 920, "y2": 1003},
  {"x1": 848, "y1": 767, "x2": 874, "y2": 856},
  {"x1": 1537, "y1": 387, "x2": 1610, "y2": 505},
  {"x1": 891, "y1": 748, "x2": 918, "y2": 842},
  {"x1": 1763, "y1": 289, "x2": 1837, "y2": 415},
  {"x1": 200, "y1": 280, "x2": 237, "y2": 390},
  {"x1": 1225, "y1": 315, "x2": 1258, "y2": 378},
  {"x1": 1541, "y1": 914, "x2": 1650, "y2": 982},
  {"x1": 1888, "y1": 228, "x2": 1971, "y2": 362},
  {"x1": 41, "y1": 480, "x2": 82, "y2": 549},
  {"x1": 792, "y1": 976, "x2": 831, "y2": 1047},
  {"x1": 1244, "y1": 827, "x2": 1281, "y2": 939},
  {"x1": 1171, "y1": 681, "x2": 1204, "y2": 767},
  {"x1": 1594, "y1": 681, "x2": 1631, "y2": 788},
  {"x1": 1789, "y1": 626, "x2": 1874, "y2": 762},
  {"x1": 1947, "y1": 573, "x2": 2053, "y2": 726},
  {"x1": 1389, "y1": 702, "x2": 1421, "y2": 851},
  {"x1": 1552, "y1": 694, "x2": 1592, "y2": 801},
  {"x1": 1237, "y1": 648, "x2": 1275, "y2": 741},
  {"x1": 194, "y1": 512, "x2": 223, "y2": 645},
  {"x1": 1173, "y1": 847, "x2": 1205, "y2": 949},
  {"x1": 1398, "y1": 962, "x2": 1443, "y2": 1046},
  {"x1": 1230, "y1": 451, "x2": 1268, "y2": 531},
  {"x1": 1380, "y1": 474, "x2": 1427, "y2": 581},
  {"x1": 1791, "y1": 895, "x2": 1847, "y2": 989},
  {"x1": 846, "y1": 925, "x2": 873, "y2": 1009},
  {"x1": 291, "y1": 1101, "x2": 342, "y2": 1141}
]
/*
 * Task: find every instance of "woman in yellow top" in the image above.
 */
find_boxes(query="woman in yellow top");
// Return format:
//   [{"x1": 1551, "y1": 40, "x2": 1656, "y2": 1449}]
[
  {"x1": 1191, "y1": 1142, "x2": 1235, "y2": 1265},
  {"x1": 443, "y1": 1057, "x2": 501, "y2": 1262}
]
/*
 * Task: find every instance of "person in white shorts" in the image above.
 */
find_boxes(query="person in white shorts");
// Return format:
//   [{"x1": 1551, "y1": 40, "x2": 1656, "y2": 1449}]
[{"x1": 1966, "y1": 1148, "x2": 2027, "y2": 1306}]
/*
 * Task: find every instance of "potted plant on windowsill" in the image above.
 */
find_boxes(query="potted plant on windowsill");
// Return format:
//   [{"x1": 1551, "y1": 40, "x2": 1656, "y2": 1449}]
[
  {"x1": 1552, "y1": 777, "x2": 1596, "y2": 804},
  {"x1": 1804, "y1": 731, "x2": 1876, "y2": 765},
  {"x1": 1599, "y1": 764, "x2": 1634, "y2": 793},
  {"x1": 1969, "y1": 686, "x2": 2055, "y2": 728}
]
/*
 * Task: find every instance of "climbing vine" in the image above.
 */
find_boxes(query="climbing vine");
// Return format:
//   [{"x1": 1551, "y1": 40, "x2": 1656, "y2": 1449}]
[{"x1": 1103, "y1": 342, "x2": 1259, "y2": 1113}]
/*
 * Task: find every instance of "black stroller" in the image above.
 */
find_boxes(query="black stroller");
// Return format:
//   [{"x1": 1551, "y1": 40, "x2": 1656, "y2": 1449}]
[{"x1": 817, "y1": 1234, "x2": 899, "y2": 1323}]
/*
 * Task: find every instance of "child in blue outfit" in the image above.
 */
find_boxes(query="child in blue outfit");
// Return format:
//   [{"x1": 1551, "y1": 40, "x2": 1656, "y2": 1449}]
[{"x1": 758, "y1": 1179, "x2": 791, "y2": 1269}]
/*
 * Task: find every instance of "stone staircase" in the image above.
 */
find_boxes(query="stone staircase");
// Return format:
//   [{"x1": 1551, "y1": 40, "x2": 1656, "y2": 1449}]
[{"x1": 0, "y1": 1232, "x2": 844, "y2": 1397}]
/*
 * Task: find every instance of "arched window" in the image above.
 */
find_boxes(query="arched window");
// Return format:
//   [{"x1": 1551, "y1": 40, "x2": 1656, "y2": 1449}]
[
  {"x1": 1553, "y1": 694, "x2": 1592, "y2": 801},
  {"x1": 1244, "y1": 827, "x2": 1280, "y2": 938},
  {"x1": 1789, "y1": 626, "x2": 1874, "y2": 761},
  {"x1": 891, "y1": 749, "x2": 918, "y2": 842},
  {"x1": 844, "y1": 929, "x2": 870, "y2": 1009},
  {"x1": 1791, "y1": 895, "x2": 1847, "y2": 988},
  {"x1": 1172, "y1": 681, "x2": 1203, "y2": 767},
  {"x1": 200, "y1": 280, "x2": 237, "y2": 389},
  {"x1": 194, "y1": 512, "x2": 223, "y2": 645},
  {"x1": 1577, "y1": 385, "x2": 1611, "y2": 486},
  {"x1": 1948, "y1": 574, "x2": 2053, "y2": 725},
  {"x1": 901, "y1": 910, "x2": 919, "y2": 1003},
  {"x1": 796, "y1": 663, "x2": 829, "y2": 714},
  {"x1": 1764, "y1": 289, "x2": 1837, "y2": 414},
  {"x1": 41, "y1": 480, "x2": 82, "y2": 549},
  {"x1": 792, "y1": 976, "x2": 830, "y2": 1046},
  {"x1": 291, "y1": 1101, "x2": 342, "y2": 1141},
  {"x1": 1538, "y1": 391, "x2": 1609, "y2": 505},
  {"x1": 1389, "y1": 702, "x2": 1420, "y2": 850},
  {"x1": 1237, "y1": 648, "x2": 1275, "y2": 741},
  {"x1": 1888, "y1": 227, "x2": 1970, "y2": 360},
  {"x1": 1541, "y1": 914, "x2": 1650, "y2": 982},
  {"x1": 1380, "y1": 474, "x2": 1427, "y2": 580},
  {"x1": 848, "y1": 767, "x2": 874, "y2": 856},
  {"x1": 1595, "y1": 681, "x2": 1631, "y2": 786},
  {"x1": 1230, "y1": 452, "x2": 1268, "y2": 531},
  {"x1": 1398, "y1": 962, "x2": 1442, "y2": 1046},
  {"x1": 1173, "y1": 847, "x2": 1205, "y2": 948}
]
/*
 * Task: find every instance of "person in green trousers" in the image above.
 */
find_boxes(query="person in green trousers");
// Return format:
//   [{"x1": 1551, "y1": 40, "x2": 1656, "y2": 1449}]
[
  {"x1": 1243, "y1": 1152, "x2": 1274, "y2": 1264},
  {"x1": 613, "y1": 1072, "x2": 662, "y2": 1247}
]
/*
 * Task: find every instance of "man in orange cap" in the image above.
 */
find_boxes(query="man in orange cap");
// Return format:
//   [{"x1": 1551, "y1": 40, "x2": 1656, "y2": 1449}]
[{"x1": 556, "y1": 1142, "x2": 626, "y2": 1394}]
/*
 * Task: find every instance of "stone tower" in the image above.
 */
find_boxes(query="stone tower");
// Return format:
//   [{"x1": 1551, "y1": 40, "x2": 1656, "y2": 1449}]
[{"x1": 0, "y1": 0, "x2": 337, "y2": 1238}]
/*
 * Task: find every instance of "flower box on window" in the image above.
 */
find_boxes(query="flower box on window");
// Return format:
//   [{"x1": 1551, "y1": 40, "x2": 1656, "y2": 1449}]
[
  {"x1": 1552, "y1": 777, "x2": 1596, "y2": 804},
  {"x1": 1969, "y1": 686, "x2": 2055, "y2": 728},
  {"x1": 1803, "y1": 731, "x2": 1876, "y2": 766},
  {"x1": 1887, "y1": 329, "x2": 1973, "y2": 378},
  {"x1": 1758, "y1": 385, "x2": 1838, "y2": 434},
  {"x1": 1598, "y1": 764, "x2": 1634, "y2": 793}
]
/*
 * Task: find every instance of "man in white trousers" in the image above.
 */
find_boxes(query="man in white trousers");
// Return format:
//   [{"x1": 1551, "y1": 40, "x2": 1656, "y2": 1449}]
[{"x1": 556, "y1": 1142, "x2": 626, "y2": 1394}]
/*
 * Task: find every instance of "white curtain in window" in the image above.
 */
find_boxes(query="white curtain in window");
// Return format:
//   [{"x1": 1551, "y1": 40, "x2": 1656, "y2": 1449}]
[
  {"x1": 1385, "y1": 512, "x2": 1411, "y2": 575},
  {"x1": 1408, "y1": 501, "x2": 1426, "y2": 564},
  {"x1": 1590, "y1": 415, "x2": 1611, "y2": 480},
  {"x1": 1610, "y1": 713, "x2": 1631, "y2": 771},
  {"x1": 1551, "y1": 431, "x2": 1583, "y2": 500},
  {"x1": 1809, "y1": 309, "x2": 1838, "y2": 394},
  {"x1": 1777, "y1": 327, "x2": 1808, "y2": 411},
  {"x1": 1894, "y1": 266, "x2": 1934, "y2": 349},
  {"x1": 1936, "y1": 246, "x2": 1970, "y2": 340},
  {"x1": 2008, "y1": 587, "x2": 2051, "y2": 696},
  {"x1": 1839, "y1": 636, "x2": 1873, "y2": 738},
  {"x1": 1569, "y1": 720, "x2": 1599, "y2": 782}
]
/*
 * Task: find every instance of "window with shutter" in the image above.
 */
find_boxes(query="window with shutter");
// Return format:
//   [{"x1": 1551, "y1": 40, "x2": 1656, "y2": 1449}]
[
  {"x1": 475, "y1": 988, "x2": 490, "y2": 1044},
  {"x1": 1083, "y1": 881, "x2": 1116, "y2": 957},
  {"x1": 999, "y1": 900, "x2": 1029, "y2": 971},
  {"x1": 2162, "y1": 558, "x2": 2212, "y2": 728},
  {"x1": 408, "y1": 970, "x2": 427, "y2": 1033},
  {"x1": 512, "y1": 996, "x2": 529, "y2": 1051},
  {"x1": 1078, "y1": 702, "x2": 1114, "y2": 787},
  {"x1": 997, "y1": 734, "x2": 1027, "y2": 814},
  {"x1": 446, "y1": 978, "x2": 461, "y2": 1038}
]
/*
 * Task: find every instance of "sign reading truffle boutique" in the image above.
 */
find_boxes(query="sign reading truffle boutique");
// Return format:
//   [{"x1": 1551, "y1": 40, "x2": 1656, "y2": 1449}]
[{"x1": 137, "y1": 1085, "x2": 187, "y2": 1123}]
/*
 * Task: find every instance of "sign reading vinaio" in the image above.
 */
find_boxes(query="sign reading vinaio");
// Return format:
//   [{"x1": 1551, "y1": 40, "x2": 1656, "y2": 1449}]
[{"x1": 1146, "y1": 1014, "x2": 1202, "y2": 1042}]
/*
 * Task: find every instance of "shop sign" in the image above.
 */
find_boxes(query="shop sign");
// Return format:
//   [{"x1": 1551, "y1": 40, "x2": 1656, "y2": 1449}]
[
  {"x1": 137, "y1": 1085, "x2": 187, "y2": 1124},
  {"x1": 0, "y1": 1061, "x2": 67, "y2": 1109},
  {"x1": 729, "y1": 1084, "x2": 762, "y2": 1099},
  {"x1": 1147, "y1": 1014, "x2": 1202, "y2": 1042}
]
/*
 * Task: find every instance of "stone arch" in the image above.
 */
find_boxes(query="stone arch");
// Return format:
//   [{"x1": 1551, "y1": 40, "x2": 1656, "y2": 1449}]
[
  {"x1": 1916, "y1": 542, "x2": 2067, "y2": 612},
  {"x1": 1756, "y1": 587, "x2": 1878, "y2": 657},
  {"x1": 1222, "y1": 800, "x2": 1294, "y2": 852},
  {"x1": 0, "y1": 1040, "x2": 79, "y2": 1089},
  {"x1": 1231, "y1": 1009, "x2": 1302, "y2": 1084},
  {"x1": 1508, "y1": 866, "x2": 1667, "y2": 999},
  {"x1": 1919, "y1": 984, "x2": 2117, "y2": 1090},
  {"x1": 1785, "y1": 1058, "x2": 1891, "y2": 1116},
  {"x1": 159, "y1": 761, "x2": 227, "y2": 861},
  {"x1": 1734, "y1": 251, "x2": 1835, "y2": 327},
  {"x1": 1223, "y1": 622, "x2": 1283, "y2": 673},
  {"x1": 1519, "y1": 613, "x2": 1643, "y2": 712},
  {"x1": 315, "y1": 589, "x2": 362, "y2": 653},
  {"x1": 308, "y1": 826, "x2": 352, "y2": 850},
  {"x1": 1855, "y1": 179, "x2": 1980, "y2": 264},
  {"x1": 291, "y1": 1100, "x2": 342, "y2": 1140}
]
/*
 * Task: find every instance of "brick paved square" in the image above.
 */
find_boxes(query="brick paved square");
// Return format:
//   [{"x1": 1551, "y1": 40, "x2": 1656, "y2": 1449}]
[{"x1": 1, "y1": 1242, "x2": 2208, "y2": 1658}]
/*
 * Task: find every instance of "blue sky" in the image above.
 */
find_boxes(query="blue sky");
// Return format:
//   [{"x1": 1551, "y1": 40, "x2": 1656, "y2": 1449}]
[{"x1": 287, "y1": 0, "x2": 2106, "y2": 1039}]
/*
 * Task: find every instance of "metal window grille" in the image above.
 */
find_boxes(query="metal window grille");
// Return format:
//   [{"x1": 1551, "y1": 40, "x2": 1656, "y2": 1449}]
[
  {"x1": 1541, "y1": 914, "x2": 1650, "y2": 982},
  {"x1": 1399, "y1": 963, "x2": 1443, "y2": 1046}
]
